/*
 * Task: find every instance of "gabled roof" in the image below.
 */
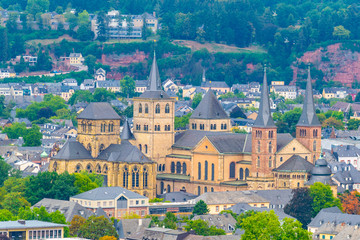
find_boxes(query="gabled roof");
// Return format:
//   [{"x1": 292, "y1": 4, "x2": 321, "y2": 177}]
[
  {"x1": 33, "y1": 198, "x2": 94, "y2": 222},
  {"x1": 190, "y1": 90, "x2": 229, "y2": 120},
  {"x1": 77, "y1": 102, "x2": 121, "y2": 120},
  {"x1": 71, "y1": 186, "x2": 147, "y2": 200},
  {"x1": 297, "y1": 66, "x2": 321, "y2": 127},
  {"x1": 273, "y1": 155, "x2": 314, "y2": 173},
  {"x1": 253, "y1": 66, "x2": 276, "y2": 128},
  {"x1": 53, "y1": 139, "x2": 92, "y2": 160},
  {"x1": 97, "y1": 142, "x2": 152, "y2": 163},
  {"x1": 308, "y1": 207, "x2": 360, "y2": 228},
  {"x1": 121, "y1": 119, "x2": 135, "y2": 140}
]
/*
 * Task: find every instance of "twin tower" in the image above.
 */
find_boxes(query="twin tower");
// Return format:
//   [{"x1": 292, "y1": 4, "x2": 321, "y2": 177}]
[{"x1": 250, "y1": 65, "x2": 321, "y2": 184}]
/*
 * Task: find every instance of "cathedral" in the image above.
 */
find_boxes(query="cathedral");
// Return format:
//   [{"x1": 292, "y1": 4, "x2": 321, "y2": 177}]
[{"x1": 50, "y1": 53, "x2": 323, "y2": 198}]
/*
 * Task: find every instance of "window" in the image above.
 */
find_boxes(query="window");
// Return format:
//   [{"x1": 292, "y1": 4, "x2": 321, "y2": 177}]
[
  {"x1": 139, "y1": 144, "x2": 142, "y2": 151},
  {"x1": 313, "y1": 140, "x2": 317, "y2": 151},
  {"x1": 198, "y1": 162, "x2": 201, "y2": 180},
  {"x1": 155, "y1": 125, "x2": 160, "y2": 131},
  {"x1": 123, "y1": 167, "x2": 129, "y2": 188},
  {"x1": 257, "y1": 157, "x2": 260, "y2": 167},
  {"x1": 221, "y1": 124, "x2": 224, "y2": 130},
  {"x1": 216, "y1": 206, "x2": 219, "y2": 212},
  {"x1": 108, "y1": 122, "x2": 114, "y2": 132},
  {"x1": 257, "y1": 141, "x2": 261, "y2": 153},
  {"x1": 155, "y1": 104, "x2": 160, "y2": 113},
  {"x1": 229, "y1": 162, "x2": 235, "y2": 178},
  {"x1": 183, "y1": 162, "x2": 187, "y2": 175},
  {"x1": 245, "y1": 168, "x2": 249, "y2": 180},
  {"x1": 268, "y1": 130, "x2": 273, "y2": 138},
  {"x1": 213, "y1": 124, "x2": 216, "y2": 130},
  {"x1": 139, "y1": 104, "x2": 142, "y2": 113},
  {"x1": 204, "y1": 187, "x2": 207, "y2": 192},
  {"x1": 144, "y1": 125, "x2": 148, "y2": 131},
  {"x1": 240, "y1": 168, "x2": 244, "y2": 180},
  {"x1": 171, "y1": 162, "x2": 175, "y2": 173},
  {"x1": 132, "y1": 167, "x2": 139, "y2": 187},
  {"x1": 269, "y1": 159, "x2": 272, "y2": 168},
  {"x1": 176, "y1": 162, "x2": 181, "y2": 174},
  {"x1": 204, "y1": 161, "x2": 208, "y2": 180},
  {"x1": 211, "y1": 163, "x2": 215, "y2": 181},
  {"x1": 145, "y1": 104, "x2": 148, "y2": 113},
  {"x1": 144, "y1": 144, "x2": 148, "y2": 154},
  {"x1": 224, "y1": 124, "x2": 227, "y2": 129},
  {"x1": 280, "y1": 157, "x2": 283, "y2": 162},
  {"x1": 165, "y1": 104, "x2": 170, "y2": 113},
  {"x1": 192, "y1": 123, "x2": 197, "y2": 130},
  {"x1": 269, "y1": 141, "x2": 272, "y2": 153},
  {"x1": 211, "y1": 187, "x2": 214, "y2": 192},
  {"x1": 198, "y1": 186, "x2": 201, "y2": 195},
  {"x1": 313, "y1": 129, "x2": 318, "y2": 137}
]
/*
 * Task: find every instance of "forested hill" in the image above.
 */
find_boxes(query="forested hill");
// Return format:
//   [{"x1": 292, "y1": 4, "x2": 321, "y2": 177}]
[{"x1": 2, "y1": 0, "x2": 360, "y2": 87}]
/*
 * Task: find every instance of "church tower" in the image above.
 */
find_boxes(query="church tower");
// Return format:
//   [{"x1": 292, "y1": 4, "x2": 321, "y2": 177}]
[
  {"x1": 132, "y1": 52, "x2": 175, "y2": 163},
  {"x1": 247, "y1": 66, "x2": 277, "y2": 190},
  {"x1": 296, "y1": 65, "x2": 321, "y2": 164},
  {"x1": 77, "y1": 102, "x2": 121, "y2": 158},
  {"x1": 189, "y1": 90, "x2": 231, "y2": 132}
]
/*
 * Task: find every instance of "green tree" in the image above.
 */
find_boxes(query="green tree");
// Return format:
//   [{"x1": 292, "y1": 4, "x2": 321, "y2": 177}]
[
  {"x1": 240, "y1": 211, "x2": 311, "y2": 240},
  {"x1": 162, "y1": 212, "x2": 177, "y2": 229},
  {"x1": 120, "y1": 75, "x2": 136, "y2": 98},
  {"x1": 0, "y1": 26, "x2": 9, "y2": 62},
  {"x1": 347, "y1": 119, "x2": 360, "y2": 130},
  {"x1": 193, "y1": 200, "x2": 209, "y2": 216},
  {"x1": 78, "y1": 216, "x2": 118, "y2": 240},
  {"x1": 0, "y1": 209, "x2": 15, "y2": 221},
  {"x1": 70, "y1": 215, "x2": 86, "y2": 236},
  {"x1": 175, "y1": 113, "x2": 192, "y2": 129},
  {"x1": 309, "y1": 182, "x2": 341, "y2": 217},
  {"x1": 73, "y1": 171, "x2": 103, "y2": 194},
  {"x1": 23, "y1": 125, "x2": 42, "y2": 147},
  {"x1": 3, "y1": 192, "x2": 31, "y2": 215},
  {"x1": 84, "y1": 55, "x2": 97, "y2": 74},
  {"x1": 93, "y1": 88, "x2": 116, "y2": 102},
  {"x1": 76, "y1": 25, "x2": 94, "y2": 41},
  {"x1": 184, "y1": 219, "x2": 226, "y2": 236},
  {"x1": 333, "y1": 25, "x2": 351, "y2": 39},
  {"x1": 68, "y1": 90, "x2": 94, "y2": 105},
  {"x1": 0, "y1": 157, "x2": 12, "y2": 187},
  {"x1": 191, "y1": 93, "x2": 203, "y2": 109},
  {"x1": 26, "y1": 0, "x2": 50, "y2": 15},
  {"x1": 284, "y1": 188, "x2": 313, "y2": 229}
]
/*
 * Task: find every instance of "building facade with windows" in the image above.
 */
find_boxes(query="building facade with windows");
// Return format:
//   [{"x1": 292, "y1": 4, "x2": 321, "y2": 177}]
[{"x1": 70, "y1": 187, "x2": 149, "y2": 219}]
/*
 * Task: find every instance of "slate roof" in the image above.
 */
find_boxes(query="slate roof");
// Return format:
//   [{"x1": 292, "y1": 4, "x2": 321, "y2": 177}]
[
  {"x1": 201, "y1": 81, "x2": 230, "y2": 89},
  {"x1": 190, "y1": 90, "x2": 229, "y2": 120},
  {"x1": 71, "y1": 186, "x2": 147, "y2": 200},
  {"x1": 308, "y1": 207, "x2": 360, "y2": 228},
  {"x1": 116, "y1": 218, "x2": 152, "y2": 239},
  {"x1": 77, "y1": 102, "x2": 121, "y2": 120},
  {"x1": 253, "y1": 67, "x2": 276, "y2": 128},
  {"x1": 273, "y1": 155, "x2": 314, "y2": 173},
  {"x1": 97, "y1": 142, "x2": 152, "y2": 163},
  {"x1": 332, "y1": 145, "x2": 360, "y2": 159},
  {"x1": 192, "y1": 214, "x2": 236, "y2": 234},
  {"x1": 52, "y1": 139, "x2": 92, "y2": 160},
  {"x1": 138, "y1": 52, "x2": 170, "y2": 99},
  {"x1": 254, "y1": 190, "x2": 293, "y2": 208},
  {"x1": 306, "y1": 158, "x2": 336, "y2": 186},
  {"x1": 276, "y1": 133, "x2": 294, "y2": 151},
  {"x1": 229, "y1": 203, "x2": 293, "y2": 221},
  {"x1": 328, "y1": 162, "x2": 360, "y2": 185},
  {"x1": 121, "y1": 119, "x2": 135, "y2": 140},
  {"x1": 0, "y1": 220, "x2": 66, "y2": 230},
  {"x1": 158, "y1": 191, "x2": 197, "y2": 202},
  {"x1": 193, "y1": 191, "x2": 268, "y2": 205},
  {"x1": 297, "y1": 66, "x2": 321, "y2": 127},
  {"x1": 33, "y1": 198, "x2": 94, "y2": 222},
  {"x1": 173, "y1": 130, "x2": 252, "y2": 153}
]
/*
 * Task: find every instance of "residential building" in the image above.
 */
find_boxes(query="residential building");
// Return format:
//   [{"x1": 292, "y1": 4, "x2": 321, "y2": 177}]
[
  {"x1": 332, "y1": 145, "x2": 360, "y2": 170},
  {"x1": 0, "y1": 220, "x2": 66, "y2": 240},
  {"x1": 231, "y1": 84, "x2": 249, "y2": 95},
  {"x1": 135, "y1": 80, "x2": 147, "y2": 93},
  {"x1": 96, "y1": 80, "x2": 121, "y2": 92},
  {"x1": 69, "y1": 53, "x2": 84, "y2": 65},
  {"x1": 313, "y1": 222, "x2": 360, "y2": 240},
  {"x1": 200, "y1": 71, "x2": 230, "y2": 94},
  {"x1": 158, "y1": 191, "x2": 197, "y2": 202},
  {"x1": 149, "y1": 202, "x2": 194, "y2": 215},
  {"x1": 190, "y1": 191, "x2": 270, "y2": 214},
  {"x1": 270, "y1": 85, "x2": 297, "y2": 99},
  {"x1": 308, "y1": 207, "x2": 360, "y2": 234},
  {"x1": 328, "y1": 161, "x2": 360, "y2": 191},
  {"x1": 192, "y1": 214, "x2": 236, "y2": 234},
  {"x1": 80, "y1": 79, "x2": 95, "y2": 90},
  {"x1": 60, "y1": 86, "x2": 79, "y2": 101},
  {"x1": 33, "y1": 198, "x2": 95, "y2": 222},
  {"x1": 115, "y1": 218, "x2": 151, "y2": 240},
  {"x1": 95, "y1": 68, "x2": 106, "y2": 81},
  {"x1": 61, "y1": 78, "x2": 77, "y2": 87},
  {"x1": 322, "y1": 87, "x2": 349, "y2": 99},
  {"x1": 163, "y1": 79, "x2": 179, "y2": 93},
  {"x1": 271, "y1": 81, "x2": 284, "y2": 86},
  {"x1": 229, "y1": 203, "x2": 293, "y2": 221},
  {"x1": 70, "y1": 186, "x2": 150, "y2": 219}
]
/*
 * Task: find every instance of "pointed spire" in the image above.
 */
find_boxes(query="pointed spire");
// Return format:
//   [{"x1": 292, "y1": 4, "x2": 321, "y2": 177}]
[
  {"x1": 121, "y1": 119, "x2": 135, "y2": 140},
  {"x1": 297, "y1": 64, "x2": 321, "y2": 127},
  {"x1": 148, "y1": 51, "x2": 161, "y2": 91},
  {"x1": 202, "y1": 68, "x2": 206, "y2": 83},
  {"x1": 253, "y1": 65, "x2": 276, "y2": 128}
]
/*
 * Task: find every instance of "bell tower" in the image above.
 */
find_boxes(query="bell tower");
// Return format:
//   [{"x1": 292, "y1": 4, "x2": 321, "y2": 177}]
[
  {"x1": 296, "y1": 65, "x2": 321, "y2": 164},
  {"x1": 132, "y1": 52, "x2": 175, "y2": 163},
  {"x1": 247, "y1": 66, "x2": 277, "y2": 190}
]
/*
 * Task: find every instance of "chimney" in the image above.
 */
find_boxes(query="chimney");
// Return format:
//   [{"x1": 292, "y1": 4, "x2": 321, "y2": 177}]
[
  {"x1": 18, "y1": 220, "x2": 26, "y2": 225},
  {"x1": 153, "y1": 12, "x2": 156, "y2": 18},
  {"x1": 139, "y1": 219, "x2": 142, "y2": 226}
]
